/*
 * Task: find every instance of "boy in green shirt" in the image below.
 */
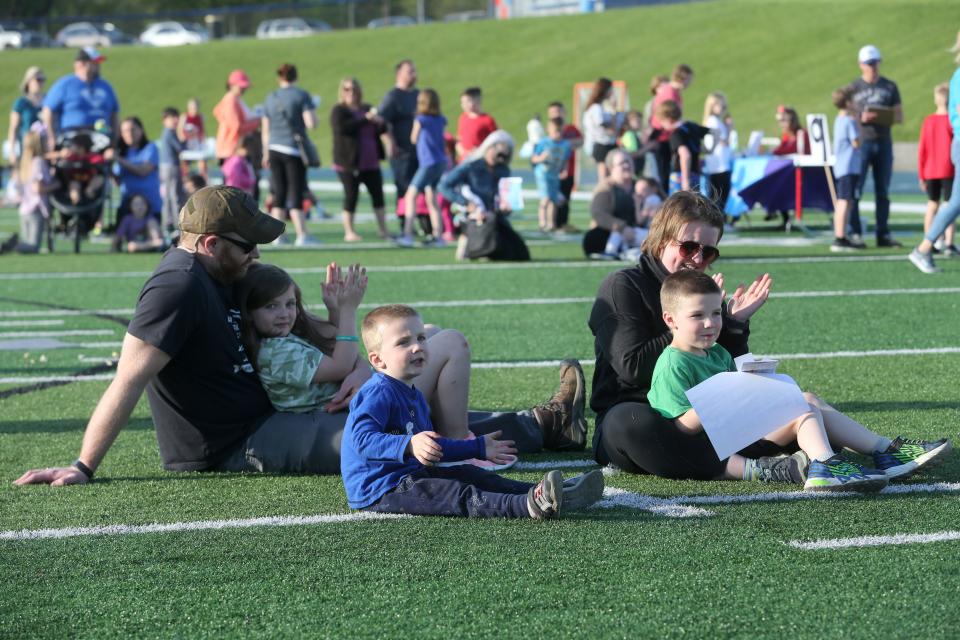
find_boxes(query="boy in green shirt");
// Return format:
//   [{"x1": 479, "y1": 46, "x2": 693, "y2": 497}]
[{"x1": 649, "y1": 270, "x2": 900, "y2": 492}]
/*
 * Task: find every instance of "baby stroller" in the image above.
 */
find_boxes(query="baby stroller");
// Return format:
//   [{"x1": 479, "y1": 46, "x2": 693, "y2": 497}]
[{"x1": 48, "y1": 128, "x2": 112, "y2": 253}]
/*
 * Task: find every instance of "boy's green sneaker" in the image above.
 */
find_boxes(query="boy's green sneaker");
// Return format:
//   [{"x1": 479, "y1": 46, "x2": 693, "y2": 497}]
[
  {"x1": 804, "y1": 455, "x2": 888, "y2": 493},
  {"x1": 872, "y1": 437, "x2": 953, "y2": 479}
]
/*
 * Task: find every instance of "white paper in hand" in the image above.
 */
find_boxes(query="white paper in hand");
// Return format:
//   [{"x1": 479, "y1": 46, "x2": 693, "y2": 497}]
[{"x1": 685, "y1": 372, "x2": 809, "y2": 460}]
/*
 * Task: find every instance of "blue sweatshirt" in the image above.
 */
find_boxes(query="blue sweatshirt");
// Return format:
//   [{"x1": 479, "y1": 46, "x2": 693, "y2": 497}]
[{"x1": 341, "y1": 372, "x2": 485, "y2": 509}]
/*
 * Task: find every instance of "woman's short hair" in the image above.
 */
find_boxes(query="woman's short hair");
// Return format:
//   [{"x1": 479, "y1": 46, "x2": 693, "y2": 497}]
[
  {"x1": 655, "y1": 99, "x2": 682, "y2": 123},
  {"x1": 641, "y1": 190, "x2": 725, "y2": 258},
  {"x1": 277, "y1": 63, "x2": 298, "y2": 83}
]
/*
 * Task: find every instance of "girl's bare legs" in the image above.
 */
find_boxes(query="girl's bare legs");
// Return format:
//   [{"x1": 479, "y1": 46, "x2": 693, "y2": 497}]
[
  {"x1": 834, "y1": 198, "x2": 849, "y2": 238},
  {"x1": 413, "y1": 329, "x2": 471, "y2": 439},
  {"x1": 373, "y1": 206, "x2": 390, "y2": 239},
  {"x1": 403, "y1": 187, "x2": 419, "y2": 238},
  {"x1": 342, "y1": 210, "x2": 362, "y2": 242},
  {"x1": 288, "y1": 208, "x2": 308, "y2": 241},
  {"x1": 805, "y1": 392, "x2": 890, "y2": 454},
  {"x1": 424, "y1": 186, "x2": 442, "y2": 240},
  {"x1": 923, "y1": 199, "x2": 938, "y2": 237}
]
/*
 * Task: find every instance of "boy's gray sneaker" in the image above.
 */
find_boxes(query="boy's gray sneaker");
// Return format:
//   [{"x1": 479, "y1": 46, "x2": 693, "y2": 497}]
[
  {"x1": 561, "y1": 469, "x2": 605, "y2": 510},
  {"x1": 909, "y1": 249, "x2": 941, "y2": 274},
  {"x1": 753, "y1": 451, "x2": 810, "y2": 484},
  {"x1": 527, "y1": 470, "x2": 563, "y2": 519}
]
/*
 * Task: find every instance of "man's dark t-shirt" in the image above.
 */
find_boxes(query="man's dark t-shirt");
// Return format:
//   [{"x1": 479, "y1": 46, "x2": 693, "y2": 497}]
[
  {"x1": 126, "y1": 249, "x2": 272, "y2": 471},
  {"x1": 378, "y1": 87, "x2": 419, "y2": 153},
  {"x1": 669, "y1": 122, "x2": 710, "y2": 173},
  {"x1": 850, "y1": 76, "x2": 901, "y2": 142}
]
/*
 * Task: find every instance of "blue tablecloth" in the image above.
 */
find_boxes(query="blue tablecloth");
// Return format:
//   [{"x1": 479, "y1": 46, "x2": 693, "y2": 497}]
[{"x1": 723, "y1": 156, "x2": 833, "y2": 218}]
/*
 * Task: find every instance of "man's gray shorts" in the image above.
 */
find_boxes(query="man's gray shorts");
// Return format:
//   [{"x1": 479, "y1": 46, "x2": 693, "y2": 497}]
[{"x1": 216, "y1": 408, "x2": 347, "y2": 474}]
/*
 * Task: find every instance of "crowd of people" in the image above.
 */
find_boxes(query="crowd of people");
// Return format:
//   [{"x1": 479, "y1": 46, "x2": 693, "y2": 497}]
[{"x1": 7, "y1": 34, "x2": 960, "y2": 517}]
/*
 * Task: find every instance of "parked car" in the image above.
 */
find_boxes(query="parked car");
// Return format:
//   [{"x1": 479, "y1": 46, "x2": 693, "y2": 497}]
[
  {"x1": 366, "y1": 15, "x2": 417, "y2": 29},
  {"x1": 140, "y1": 22, "x2": 208, "y2": 47},
  {"x1": 0, "y1": 23, "x2": 47, "y2": 49},
  {"x1": 443, "y1": 10, "x2": 489, "y2": 22},
  {"x1": 255, "y1": 18, "x2": 331, "y2": 39},
  {"x1": 56, "y1": 22, "x2": 133, "y2": 48}
]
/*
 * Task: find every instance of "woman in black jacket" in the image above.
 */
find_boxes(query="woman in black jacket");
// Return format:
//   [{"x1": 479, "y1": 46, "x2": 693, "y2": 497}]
[
  {"x1": 330, "y1": 77, "x2": 390, "y2": 241},
  {"x1": 589, "y1": 190, "x2": 768, "y2": 479}
]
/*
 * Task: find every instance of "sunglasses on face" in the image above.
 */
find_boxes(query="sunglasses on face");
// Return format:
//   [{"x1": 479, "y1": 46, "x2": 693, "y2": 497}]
[
  {"x1": 217, "y1": 234, "x2": 257, "y2": 254},
  {"x1": 675, "y1": 240, "x2": 720, "y2": 264}
]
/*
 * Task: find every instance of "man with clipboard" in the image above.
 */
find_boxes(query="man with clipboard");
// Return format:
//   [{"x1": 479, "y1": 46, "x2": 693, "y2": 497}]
[{"x1": 848, "y1": 44, "x2": 904, "y2": 248}]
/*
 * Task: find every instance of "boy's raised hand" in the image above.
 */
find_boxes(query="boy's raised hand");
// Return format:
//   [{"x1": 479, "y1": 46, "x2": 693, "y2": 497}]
[
  {"x1": 482, "y1": 431, "x2": 518, "y2": 465},
  {"x1": 409, "y1": 431, "x2": 443, "y2": 466},
  {"x1": 727, "y1": 273, "x2": 772, "y2": 322}
]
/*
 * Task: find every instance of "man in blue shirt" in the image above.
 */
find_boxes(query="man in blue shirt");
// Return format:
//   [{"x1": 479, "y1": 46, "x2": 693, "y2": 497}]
[{"x1": 41, "y1": 47, "x2": 120, "y2": 151}]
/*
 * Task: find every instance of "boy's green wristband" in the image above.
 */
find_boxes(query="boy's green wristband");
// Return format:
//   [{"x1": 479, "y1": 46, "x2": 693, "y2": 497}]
[{"x1": 336, "y1": 335, "x2": 359, "y2": 342}]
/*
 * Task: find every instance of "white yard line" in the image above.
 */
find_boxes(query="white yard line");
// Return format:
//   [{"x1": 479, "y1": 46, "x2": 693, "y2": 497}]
[
  {"x1": 0, "y1": 329, "x2": 114, "y2": 339},
  {"x1": 788, "y1": 530, "x2": 960, "y2": 550},
  {"x1": 0, "y1": 511, "x2": 410, "y2": 541},
  {"x1": 595, "y1": 481, "x2": 960, "y2": 518},
  {"x1": 0, "y1": 319, "x2": 64, "y2": 328},
  {"x1": 3, "y1": 479, "x2": 957, "y2": 541},
  {"x1": 0, "y1": 253, "x2": 914, "y2": 282},
  {"x1": 2, "y1": 285, "x2": 958, "y2": 320},
  {"x1": 5, "y1": 346, "x2": 960, "y2": 384}
]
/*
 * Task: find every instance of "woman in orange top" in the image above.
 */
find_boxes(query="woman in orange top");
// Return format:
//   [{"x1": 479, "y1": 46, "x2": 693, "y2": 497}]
[{"x1": 213, "y1": 70, "x2": 260, "y2": 163}]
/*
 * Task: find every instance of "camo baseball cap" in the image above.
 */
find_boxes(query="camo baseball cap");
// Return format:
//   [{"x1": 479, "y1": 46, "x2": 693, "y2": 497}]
[{"x1": 178, "y1": 185, "x2": 285, "y2": 244}]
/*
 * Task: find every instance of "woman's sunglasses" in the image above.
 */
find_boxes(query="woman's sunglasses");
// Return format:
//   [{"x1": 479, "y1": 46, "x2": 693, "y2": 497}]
[
  {"x1": 675, "y1": 240, "x2": 720, "y2": 264},
  {"x1": 217, "y1": 234, "x2": 257, "y2": 254}
]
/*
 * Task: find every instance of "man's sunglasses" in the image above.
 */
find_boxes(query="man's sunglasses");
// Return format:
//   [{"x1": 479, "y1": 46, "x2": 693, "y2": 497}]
[
  {"x1": 675, "y1": 240, "x2": 720, "y2": 264},
  {"x1": 216, "y1": 234, "x2": 257, "y2": 254}
]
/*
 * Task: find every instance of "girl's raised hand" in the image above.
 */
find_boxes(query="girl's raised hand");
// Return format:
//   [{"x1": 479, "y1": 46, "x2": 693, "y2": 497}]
[
  {"x1": 337, "y1": 263, "x2": 368, "y2": 310},
  {"x1": 322, "y1": 262, "x2": 343, "y2": 313}
]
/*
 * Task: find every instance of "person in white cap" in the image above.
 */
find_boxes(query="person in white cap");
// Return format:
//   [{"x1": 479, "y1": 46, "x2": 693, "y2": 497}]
[
  {"x1": 40, "y1": 47, "x2": 119, "y2": 151},
  {"x1": 847, "y1": 44, "x2": 903, "y2": 248}
]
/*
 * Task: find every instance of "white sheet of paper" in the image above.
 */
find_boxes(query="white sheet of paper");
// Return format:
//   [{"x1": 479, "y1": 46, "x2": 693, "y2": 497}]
[{"x1": 685, "y1": 372, "x2": 809, "y2": 460}]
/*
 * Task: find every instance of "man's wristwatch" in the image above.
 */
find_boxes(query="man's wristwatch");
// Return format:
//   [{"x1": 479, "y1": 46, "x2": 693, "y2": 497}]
[{"x1": 72, "y1": 459, "x2": 94, "y2": 480}]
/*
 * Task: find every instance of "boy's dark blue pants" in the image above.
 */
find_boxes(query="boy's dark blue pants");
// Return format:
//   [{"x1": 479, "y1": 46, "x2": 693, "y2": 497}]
[{"x1": 362, "y1": 465, "x2": 534, "y2": 518}]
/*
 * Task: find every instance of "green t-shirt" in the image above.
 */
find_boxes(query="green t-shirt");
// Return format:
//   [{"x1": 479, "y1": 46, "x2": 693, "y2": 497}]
[
  {"x1": 648, "y1": 344, "x2": 736, "y2": 419},
  {"x1": 257, "y1": 334, "x2": 340, "y2": 413}
]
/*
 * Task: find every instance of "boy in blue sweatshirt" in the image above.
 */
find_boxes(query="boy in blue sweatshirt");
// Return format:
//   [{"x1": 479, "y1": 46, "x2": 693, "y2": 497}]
[{"x1": 341, "y1": 304, "x2": 603, "y2": 518}]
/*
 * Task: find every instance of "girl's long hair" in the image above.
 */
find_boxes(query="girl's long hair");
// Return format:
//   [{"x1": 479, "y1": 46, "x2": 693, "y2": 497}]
[
  {"x1": 417, "y1": 88, "x2": 441, "y2": 116},
  {"x1": 587, "y1": 77, "x2": 613, "y2": 107},
  {"x1": 18, "y1": 130, "x2": 43, "y2": 183},
  {"x1": 237, "y1": 263, "x2": 336, "y2": 370},
  {"x1": 702, "y1": 92, "x2": 728, "y2": 126}
]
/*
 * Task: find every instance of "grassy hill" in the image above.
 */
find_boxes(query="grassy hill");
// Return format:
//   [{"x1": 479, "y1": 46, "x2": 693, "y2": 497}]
[{"x1": 1, "y1": 0, "x2": 957, "y2": 153}]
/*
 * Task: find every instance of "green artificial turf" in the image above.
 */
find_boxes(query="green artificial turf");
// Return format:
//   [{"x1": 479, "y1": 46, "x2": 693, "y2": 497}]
[
  {"x1": 0, "y1": 0, "x2": 956, "y2": 150},
  {"x1": 2, "y1": 190, "x2": 960, "y2": 638}
]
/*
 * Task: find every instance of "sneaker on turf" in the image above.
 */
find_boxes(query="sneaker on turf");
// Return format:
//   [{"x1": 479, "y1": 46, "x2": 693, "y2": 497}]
[
  {"x1": 531, "y1": 359, "x2": 588, "y2": 451},
  {"x1": 943, "y1": 244, "x2": 960, "y2": 257},
  {"x1": 909, "y1": 249, "x2": 941, "y2": 274},
  {"x1": 395, "y1": 234, "x2": 416, "y2": 248},
  {"x1": 872, "y1": 436, "x2": 953, "y2": 479},
  {"x1": 271, "y1": 234, "x2": 290, "y2": 247},
  {"x1": 830, "y1": 237, "x2": 856, "y2": 253},
  {"x1": 803, "y1": 455, "x2": 888, "y2": 492},
  {"x1": 876, "y1": 235, "x2": 903, "y2": 248},
  {"x1": 561, "y1": 469, "x2": 605, "y2": 511},
  {"x1": 527, "y1": 470, "x2": 563, "y2": 519},
  {"x1": 752, "y1": 451, "x2": 810, "y2": 484},
  {"x1": 294, "y1": 234, "x2": 322, "y2": 247}
]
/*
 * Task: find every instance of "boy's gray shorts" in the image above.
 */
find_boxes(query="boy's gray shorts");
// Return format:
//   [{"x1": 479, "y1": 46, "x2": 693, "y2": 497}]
[{"x1": 216, "y1": 408, "x2": 347, "y2": 474}]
